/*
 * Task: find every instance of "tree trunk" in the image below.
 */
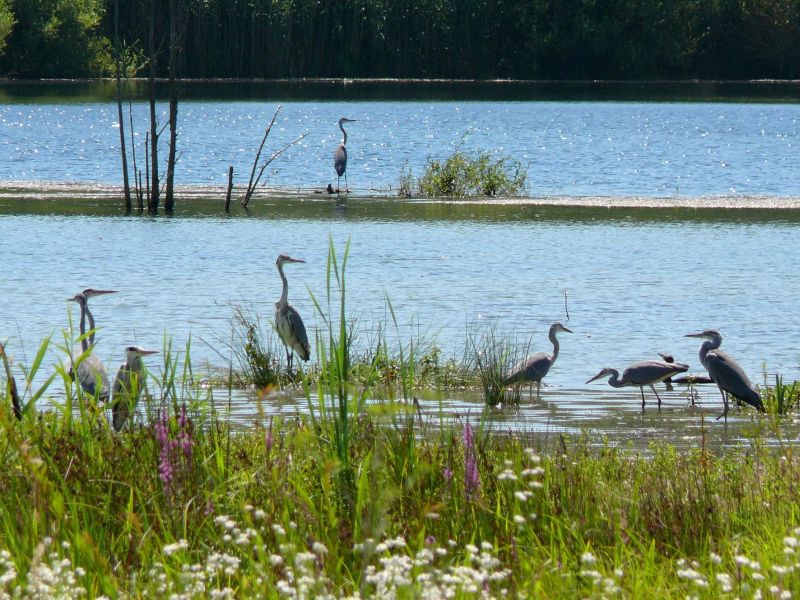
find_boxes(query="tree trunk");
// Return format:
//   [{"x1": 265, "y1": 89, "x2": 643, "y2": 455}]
[
  {"x1": 165, "y1": 0, "x2": 179, "y2": 215},
  {"x1": 114, "y1": 0, "x2": 131, "y2": 213},
  {"x1": 147, "y1": 0, "x2": 160, "y2": 215}
]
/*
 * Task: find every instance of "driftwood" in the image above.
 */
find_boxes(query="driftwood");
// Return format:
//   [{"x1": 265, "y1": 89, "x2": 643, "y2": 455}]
[{"x1": 241, "y1": 106, "x2": 308, "y2": 208}]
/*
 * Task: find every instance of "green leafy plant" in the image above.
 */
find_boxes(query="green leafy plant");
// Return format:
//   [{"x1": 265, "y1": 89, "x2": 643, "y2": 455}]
[{"x1": 404, "y1": 150, "x2": 527, "y2": 198}]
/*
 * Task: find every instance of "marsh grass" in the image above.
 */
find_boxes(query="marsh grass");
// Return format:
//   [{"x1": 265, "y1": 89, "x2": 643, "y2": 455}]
[
  {"x1": 763, "y1": 374, "x2": 800, "y2": 415},
  {"x1": 467, "y1": 320, "x2": 529, "y2": 406},
  {"x1": 230, "y1": 302, "x2": 283, "y2": 388}
]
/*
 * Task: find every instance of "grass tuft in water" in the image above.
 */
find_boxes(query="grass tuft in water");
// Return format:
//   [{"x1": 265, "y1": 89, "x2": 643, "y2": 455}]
[{"x1": 467, "y1": 320, "x2": 527, "y2": 406}]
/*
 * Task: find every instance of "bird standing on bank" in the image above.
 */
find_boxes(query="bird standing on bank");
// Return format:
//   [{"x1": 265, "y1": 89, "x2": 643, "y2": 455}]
[
  {"x1": 503, "y1": 322, "x2": 572, "y2": 400},
  {"x1": 685, "y1": 329, "x2": 763, "y2": 418},
  {"x1": 334, "y1": 117, "x2": 356, "y2": 198},
  {"x1": 68, "y1": 288, "x2": 116, "y2": 401},
  {"x1": 274, "y1": 254, "x2": 311, "y2": 373},
  {"x1": 111, "y1": 345, "x2": 157, "y2": 431},
  {"x1": 586, "y1": 359, "x2": 689, "y2": 411}
]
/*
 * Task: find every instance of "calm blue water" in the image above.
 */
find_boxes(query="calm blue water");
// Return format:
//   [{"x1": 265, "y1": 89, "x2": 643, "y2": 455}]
[
  {"x1": 2, "y1": 97, "x2": 800, "y2": 197},
  {"x1": 1, "y1": 207, "x2": 799, "y2": 393}
]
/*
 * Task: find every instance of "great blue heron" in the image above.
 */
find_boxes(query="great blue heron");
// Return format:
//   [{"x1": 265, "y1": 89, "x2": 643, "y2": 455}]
[
  {"x1": 275, "y1": 254, "x2": 310, "y2": 373},
  {"x1": 334, "y1": 117, "x2": 356, "y2": 196},
  {"x1": 685, "y1": 329, "x2": 764, "y2": 418},
  {"x1": 111, "y1": 346, "x2": 157, "y2": 432},
  {"x1": 658, "y1": 353, "x2": 677, "y2": 390},
  {"x1": 503, "y1": 323, "x2": 572, "y2": 400},
  {"x1": 586, "y1": 359, "x2": 689, "y2": 411},
  {"x1": 68, "y1": 289, "x2": 116, "y2": 401},
  {"x1": 0, "y1": 342, "x2": 21, "y2": 420}
]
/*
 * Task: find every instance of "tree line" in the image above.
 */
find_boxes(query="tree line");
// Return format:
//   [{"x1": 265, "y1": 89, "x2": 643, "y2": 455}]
[{"x1": 0, "y1": 0, "x2": 799, "y2": 80}]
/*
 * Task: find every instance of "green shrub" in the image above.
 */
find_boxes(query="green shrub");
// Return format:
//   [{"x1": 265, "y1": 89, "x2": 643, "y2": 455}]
[{"x1": 404, "y1": 150, "x2": 527, "y2": 198}]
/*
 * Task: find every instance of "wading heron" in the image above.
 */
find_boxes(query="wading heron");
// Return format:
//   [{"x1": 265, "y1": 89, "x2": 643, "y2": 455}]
[
  {"x1": 0, "y1": 342, "x2": 21, "y2": 420},
  {"x1": 586, "y1": 359, "x2": 689, "y2": 411},
  {"x1": 334, "y1": 117, "x2": 356, "y2": 196},
  {"x1": 111, "y1": 346, "x2": 157, "y2": 431},
  {"x1": 503, "y1": 322, "x2": 572, "y2": 400},
  {"x1": 275, "y1": 254, "x2": 310, "y2": 373},
  {"x1": 68, "y1": 289, "x2": 116, "y2": 401},
  {"x1": 685, "y1": 329, "x2": 764, "y2": 418}
]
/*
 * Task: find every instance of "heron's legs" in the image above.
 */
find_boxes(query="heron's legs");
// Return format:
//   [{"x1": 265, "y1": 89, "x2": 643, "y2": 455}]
[
  {"x1": 285, "y1": 347, "x2": 294, "y2": 375},
  {"x1": 639, "y1": 386, "x2": 647, "y2": 411},
  {"x1": 536, "y1": 382, "x2": 541, "y2": 401},
  {"x1": 715, "y1": 386, "x2": 729, "y2": 420},
  {"x1": 650, "y1": 384, "x2": 663, "y2": 410},
  {"x1": 344, "y1": 172, "x2": 349, "y2": 193}
]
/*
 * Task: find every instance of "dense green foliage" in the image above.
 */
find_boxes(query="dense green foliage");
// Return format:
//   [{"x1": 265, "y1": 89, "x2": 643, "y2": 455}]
[
  {"x1": 400, "y1": 150, "x2": 527, "y2": 198},
  {"x1": 1, "y1": 0, "x2": 800, "y2": 79}
]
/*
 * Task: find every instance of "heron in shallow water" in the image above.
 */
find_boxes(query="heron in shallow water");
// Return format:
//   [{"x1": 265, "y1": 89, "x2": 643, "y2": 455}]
[
  {"x1": 111, "y1": 345, "x2": 157, "y2": 431},
  {"x1": 0, "y1": 342, "x2": 21, "y2": 420},
  {"x1": 274, "y1": 254, "x2": 310, "y2": 373},
  {"x1": 503, "y1": 322, "x2": 572, "y2": 400},
  {"x1": 685, "y1": 329, "x2": 763, "y2": 419},
  {"x1": 586, "y1": 359, "x2": 689, "y2": 411},
  {"x1": 68, "y1": 288, "x2": 116, "y2": 401},
  {"x1": 334, "y1": 117, "x2": 356, "y2": 197}
]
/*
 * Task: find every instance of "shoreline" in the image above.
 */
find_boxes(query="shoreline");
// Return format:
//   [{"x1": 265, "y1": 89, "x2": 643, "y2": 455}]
[{"x1": 2, "y1": 180, "x2": 800, "y2": 210}]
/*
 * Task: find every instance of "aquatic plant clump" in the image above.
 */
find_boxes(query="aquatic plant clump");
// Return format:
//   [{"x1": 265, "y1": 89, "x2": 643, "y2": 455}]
[{"x1": 401, "y1": 150, "x2": 527, "y2": 198}]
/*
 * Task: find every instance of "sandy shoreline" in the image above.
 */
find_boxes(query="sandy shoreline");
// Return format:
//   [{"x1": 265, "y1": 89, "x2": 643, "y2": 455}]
[{"x1": 2, "y1": 180, "x2": 800, "y2": 210}]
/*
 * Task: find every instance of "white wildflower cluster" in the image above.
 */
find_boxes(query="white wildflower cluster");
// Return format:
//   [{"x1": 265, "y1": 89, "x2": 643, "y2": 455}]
[
  {"x1": 19, "y1": 539, "x2": 87, "y2": 600},
  {"x1": 577, "y1": 550, "x2": 623, "y2": 596},
  {"x1": 0, "y1": 550, "x2": 17, "y2": 593},
  {"x1": 352, "y1": 537, "x2": 510, "y2": 599}
]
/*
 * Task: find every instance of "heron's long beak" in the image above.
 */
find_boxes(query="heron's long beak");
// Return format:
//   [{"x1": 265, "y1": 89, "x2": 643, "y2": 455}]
[
  {"x1": 139, "y1": 349, "x2": 158, "y2": 356},
  {"x1": 82, "y1": 289, "x2": 117, "y2": 298},
  {"x1": 684, "y1": 332, "x2": 704, "y2": 338},
  {"x1": 585, "y1": 371, "x2": 607, "y2": 384},
  {"x1": 286, "y1": 257, "x2": 305, "y2": 264},
  {"x1": 562, "y1": 326, "x2": 574, "y2": 334}
]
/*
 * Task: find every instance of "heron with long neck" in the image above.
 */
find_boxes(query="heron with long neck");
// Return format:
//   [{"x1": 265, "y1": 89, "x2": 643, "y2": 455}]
[
  {"x1": 275, "y1": 254, "x2": 310, "y2": 373},
  {"x1": 111, "y1": 345, "x2": 157, "y2": 431},
  {"x1": 685, "y1": 329, "x2": 763, "y2": 418},
  {"x1": 503, "y1": 322, "x2": 572, "y2": 400},
  {"x1": 334, "y1": 117, "x2": 356, "y2": 198},
  {"x1": 69, "y1": 288, "x2": 116, "y2": 401},
  {"x1": 586, "y1": 359, "x2": 689, "y2": 411}
]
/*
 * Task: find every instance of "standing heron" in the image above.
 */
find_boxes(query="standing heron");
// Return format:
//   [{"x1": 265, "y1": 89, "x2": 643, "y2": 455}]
[
  {"x1": 0, "y1": 342, "x2": 22, "y2": 420},
  {"x1": 503, "y1": 323, "x2": 572, "y2": 400},
  {"x1": 68, "y1": 288, "x2": 116, "y2": 401},
  {"x1": 111, "y1": 346, "x2": 157, "y2": 431},
  {"x1": 333, "y1": 117, "x2": 356, "y2": 196},
  {"x1": 274, "y1": 254, "x2": 310, "y2": 373},
  {"x1": 586, "y1": 359, "x2": 689, "y2": 411},
  {"x1": 685, "y1": 329, "x2": 764, "y2": 418}
]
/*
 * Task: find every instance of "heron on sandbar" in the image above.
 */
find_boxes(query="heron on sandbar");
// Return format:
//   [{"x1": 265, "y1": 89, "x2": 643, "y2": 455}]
[
  {"x1": 685, "y1": 329, "x2": 763, "y2": 419},
  {"x1": 274, "y1": 254, "x2": 311, "y2": 373},
  {"x1": 334, "y1": 117, "x2": 356, "y2": 198},
  {"x1": 503, "y1": 322, "x2": 572, "y2": 400},
  {"x1": 586, "y1": 359, "x2": 689, "y2": 411}
]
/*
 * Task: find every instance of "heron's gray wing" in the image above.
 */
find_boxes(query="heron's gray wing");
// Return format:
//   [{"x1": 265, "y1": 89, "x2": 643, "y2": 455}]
[
  {"x1": 624, "y1": 360, "x2": 688, "y2": 385},
  {"x1": 111, "y1": 364, "x2": 130, "y2": 432},
  {"x1": 705, "y1": 350, "x2": 762, "y2": 410},
  {"x1": 504, "y1": 352, "x2": 551, "y2": 385},
  {"x1": 286, "y1": 305, "x2": 311, "y2": 361},
  {"x1": 334, "y1": 144, "x2": 348, "y2": 176},
  {"x1": 72, "y1": 346, "x2": 110, "y2": 401}
]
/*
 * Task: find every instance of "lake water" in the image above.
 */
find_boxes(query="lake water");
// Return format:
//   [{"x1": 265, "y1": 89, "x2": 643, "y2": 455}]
[
  {"x1": 1, "y1": 81, "x2": 799, "y2": 448},
  {"x1": 2, "y1": 80, "x2": 800, "y2": 197}
]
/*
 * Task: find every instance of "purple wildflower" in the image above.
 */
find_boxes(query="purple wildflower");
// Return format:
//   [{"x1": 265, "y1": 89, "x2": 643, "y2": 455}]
[
  {"x1": 443, "y1": 467, "x2": 453, "y2": 483},
  {"x1": 463, "y1": 421, "x2": 480, "y2": 498},
  {"x1": 178, "y1": 405, "x2": 194, "y2": 459},
  {"x1": 156, "y1": 411, "x2": 174, "y2": 487}
]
